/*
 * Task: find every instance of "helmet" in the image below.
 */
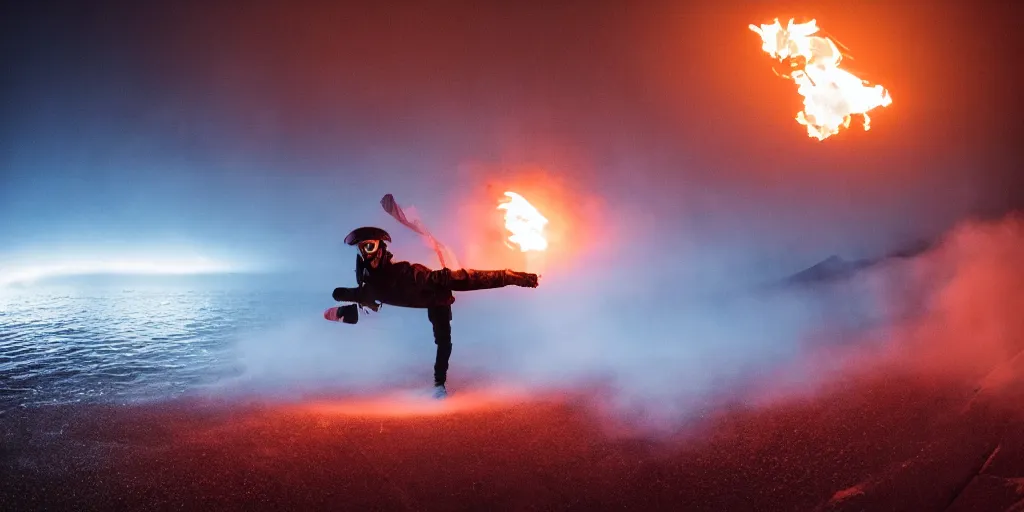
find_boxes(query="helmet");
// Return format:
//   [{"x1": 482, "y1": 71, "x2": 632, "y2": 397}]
[
  {"x1": 344, "y1": 226, "x2": 392, "y2": 246},
  {"x1": 345, "y1": 226, "x2": 392, "y2": 266}
]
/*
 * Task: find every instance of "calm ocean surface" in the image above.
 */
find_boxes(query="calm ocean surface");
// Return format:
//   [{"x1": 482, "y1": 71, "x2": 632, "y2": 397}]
[
  {"x1": 0, "y1": 268, "x2": 886, "y2": 417},
  {"x1": 0, "y1": 273, "x2": 338, "y2": 414}
]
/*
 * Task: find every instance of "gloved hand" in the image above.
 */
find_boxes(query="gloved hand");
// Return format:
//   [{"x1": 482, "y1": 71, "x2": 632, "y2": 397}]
[
  {"x1": 324, "y1": 304, "x2": 360, "y2": 324},
  {"x1": 504, "y1": 269, "x2": 540, "y2": 288},
  {"x1": 332, "y1": 287, "x2": 381, "y2": 312}
]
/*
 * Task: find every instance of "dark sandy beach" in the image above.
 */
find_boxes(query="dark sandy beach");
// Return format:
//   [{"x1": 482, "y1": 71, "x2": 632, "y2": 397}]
[{"x1": 4, "y1": 363, "x2": 1023, "y2": 512}]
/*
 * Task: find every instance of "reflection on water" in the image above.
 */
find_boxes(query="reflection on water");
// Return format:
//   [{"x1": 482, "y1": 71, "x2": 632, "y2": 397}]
[{"x1": 0, "y1": 273, "x2": 326, "y2": 412}]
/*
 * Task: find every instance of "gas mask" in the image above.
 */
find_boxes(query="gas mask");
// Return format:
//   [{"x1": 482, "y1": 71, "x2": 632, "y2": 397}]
[
  {"x1": 357, "y1": 239, "x2": 384, "y2": 268},
  {"x1": 344, "y1": 226, "x2": 393, "y2": 288}
]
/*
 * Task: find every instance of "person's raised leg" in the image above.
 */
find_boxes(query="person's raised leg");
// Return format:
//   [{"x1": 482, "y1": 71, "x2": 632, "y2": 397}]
[{"x1": 444, "y1": 269, "x2": 538, "y2": 291}]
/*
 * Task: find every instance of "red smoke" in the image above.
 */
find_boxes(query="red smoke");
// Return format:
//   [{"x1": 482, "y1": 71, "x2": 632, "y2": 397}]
[
  {"x1": 744, "y1": 213, "x2": 1024, "y2": 410},
  {"x1": 888, "y1": 214, "x2": 1024, "y2": 380}
]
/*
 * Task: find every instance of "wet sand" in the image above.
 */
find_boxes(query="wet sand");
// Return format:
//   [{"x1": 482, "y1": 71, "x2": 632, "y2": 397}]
[{"x1": 3, "y1": 370, "x2": 1024, "y2": 511}]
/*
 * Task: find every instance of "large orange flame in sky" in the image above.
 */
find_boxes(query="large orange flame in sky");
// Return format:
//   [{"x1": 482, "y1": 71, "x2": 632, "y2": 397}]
[{"x1": 749, "y1": 18, "x2": 893, "y2": 141}]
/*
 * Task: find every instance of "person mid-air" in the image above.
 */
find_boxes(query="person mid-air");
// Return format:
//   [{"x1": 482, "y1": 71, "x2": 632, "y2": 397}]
[{"x1": 325, "y1": 226, "x2": 539, "y2": 399}]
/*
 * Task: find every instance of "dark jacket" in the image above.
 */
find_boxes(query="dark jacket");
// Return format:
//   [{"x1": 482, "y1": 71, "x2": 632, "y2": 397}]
[
  {"x1": 360, "y1": 258, "x2": 457, "y2": 308},
  {"x1": 332, "y1": 250, "x2": 516, "y2": 310},
  {"x1": 332, "y1": 251, "x2": 454, "y2": 309}
]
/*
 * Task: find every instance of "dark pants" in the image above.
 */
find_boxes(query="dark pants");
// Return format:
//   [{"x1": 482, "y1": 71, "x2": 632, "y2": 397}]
[{"x1": 427, "y1": 305, "x2": 453, "y2": 386}]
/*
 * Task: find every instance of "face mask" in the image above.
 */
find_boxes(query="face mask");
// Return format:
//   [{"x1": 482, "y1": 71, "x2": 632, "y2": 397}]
[{"x1": 358, "y1": 239, "x2": 380, "y2": 258}]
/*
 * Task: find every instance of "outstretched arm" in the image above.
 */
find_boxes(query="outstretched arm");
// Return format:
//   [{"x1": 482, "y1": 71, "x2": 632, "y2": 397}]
[{"x1": 331, "y1": 286, "x2": 382, "y2": 312}]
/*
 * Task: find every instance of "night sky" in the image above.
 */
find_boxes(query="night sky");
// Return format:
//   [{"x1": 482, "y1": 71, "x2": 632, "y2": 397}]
[{"x1": 2, "y1": 0, "x2": 1022, "y2": 285}]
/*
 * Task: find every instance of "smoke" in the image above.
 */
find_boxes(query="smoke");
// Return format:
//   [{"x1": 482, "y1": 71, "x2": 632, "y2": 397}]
[
  {"x1": 215, "y1": 207, "x2": 1024, "y2": 433},
  {"x1": 875, "y1": 214, "x2": 1024, "y2": 378},
  {"x1": 214, "y1": 309, "x2": 435, "y2": 401},
  {"x1": 447, "y1": 211, "x2": 1024, "y2": 428}
]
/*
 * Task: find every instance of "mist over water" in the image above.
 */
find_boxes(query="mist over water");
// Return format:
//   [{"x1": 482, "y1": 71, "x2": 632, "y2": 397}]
[{"x1": 5, "y1": 213, "x2": 1021, "y2": 433}]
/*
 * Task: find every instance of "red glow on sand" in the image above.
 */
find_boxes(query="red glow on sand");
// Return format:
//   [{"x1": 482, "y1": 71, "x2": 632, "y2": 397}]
[{"x1": 294, "y1": 387, "x2": 536, "y2": 419}]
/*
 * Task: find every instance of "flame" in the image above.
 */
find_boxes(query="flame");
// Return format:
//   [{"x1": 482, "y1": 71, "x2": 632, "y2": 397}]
[
  {"x1": 497, "y1": 191, "x2": 549, "y2": 252},
  {"x1": 749, "y1": 18, "x2": 893, "y2": 140}
]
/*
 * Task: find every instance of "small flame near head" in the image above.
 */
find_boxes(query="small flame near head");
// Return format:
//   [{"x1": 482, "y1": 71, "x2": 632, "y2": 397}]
[{"x1": 497, "y1": 191, "x2": 549, "y2": 253}]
